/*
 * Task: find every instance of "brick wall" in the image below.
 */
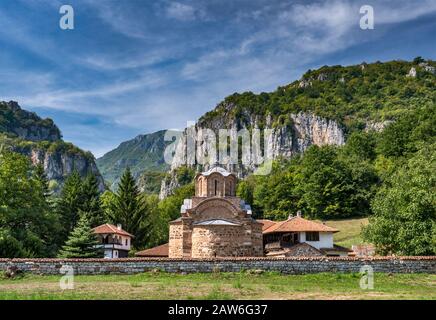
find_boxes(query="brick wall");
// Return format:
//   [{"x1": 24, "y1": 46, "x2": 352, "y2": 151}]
[{"x1": 0, "y1": 257, "x2": 434, "y2": 275}]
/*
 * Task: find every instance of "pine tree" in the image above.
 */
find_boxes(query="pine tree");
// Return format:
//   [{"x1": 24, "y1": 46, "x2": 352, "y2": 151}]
[
  {"x1": 105, "y1": 168, "x2": 150, "y2": 248},
  {"x1": 58, "y1": 215, "x2": 102, "y2": 258},
  {"x1": 81, "y1": 173, "x2": 104, "y2": 227},
  {"x1": 33, "y1": 163, "x2": 50, "y2": 198},
  {"x1": 56, "y1": 170, "x2": 84, "y2": 237}
]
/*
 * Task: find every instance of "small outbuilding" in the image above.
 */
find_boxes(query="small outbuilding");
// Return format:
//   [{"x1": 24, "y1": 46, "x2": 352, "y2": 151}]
[
  {"x1": 93, "y1": 223, "x2": 134, "y2": 259},
  {"x1": 260, "y1": 214, "x2": 351, "y2": 257}
]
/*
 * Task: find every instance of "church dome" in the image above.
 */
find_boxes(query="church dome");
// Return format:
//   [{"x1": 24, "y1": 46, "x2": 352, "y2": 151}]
[
  {"x1": 200, "y1": 166, "x2": 233, "y2": 177},
  {"x1": 195, "y1": 166, "x2": 237, "y2": 197}
]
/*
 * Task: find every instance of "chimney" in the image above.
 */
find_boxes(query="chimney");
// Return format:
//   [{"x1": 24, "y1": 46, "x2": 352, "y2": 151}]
[
  {"x1": 117, "y1": 224, "x2": 122, "y2": 230},
  {"x1": 296, "y1": 210, "x2": 302, "y2": 218},
  {"x1": 287, "y1": 214, "x2": 293, "y2": 220}
]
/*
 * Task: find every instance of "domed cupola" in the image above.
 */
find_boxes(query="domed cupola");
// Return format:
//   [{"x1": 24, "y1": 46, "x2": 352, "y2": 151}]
[{"x1": 194, "y1": 166, "x2": 237, "y2": 197}]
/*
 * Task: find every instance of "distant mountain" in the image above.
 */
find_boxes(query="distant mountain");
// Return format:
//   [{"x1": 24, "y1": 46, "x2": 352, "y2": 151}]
[
  {"x1": 96, "y1": 130, "x2": 170, "y2": 190},
  {"x1": 0, "y1": 101, "x2": 104, "y2": 192}
]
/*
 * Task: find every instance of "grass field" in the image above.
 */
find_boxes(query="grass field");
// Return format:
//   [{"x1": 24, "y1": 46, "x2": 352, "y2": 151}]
[
  {"x1": 324, "y1": 217, "x2": 369, "y2": 248},
  {"x1": 0, "y1": 272, "x2": 434, "y2": 300}
]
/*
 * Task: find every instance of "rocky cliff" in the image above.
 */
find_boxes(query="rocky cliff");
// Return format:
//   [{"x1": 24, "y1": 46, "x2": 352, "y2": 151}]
[
  {"x1": 159, "y1": 59, "x2": 435, "y2": 198},
  {"x1": 159, "y1": 112, "x2": 345, "y2": 198},
  {"x1": 0, "y1": 101, "x2": 61, "y2": 142},
  {"x1": 21, "y1": 146, "x2": 104, "y2": 192},
  {"x1": 0, "y1": 101, "x2": 104, "y2": 192}
]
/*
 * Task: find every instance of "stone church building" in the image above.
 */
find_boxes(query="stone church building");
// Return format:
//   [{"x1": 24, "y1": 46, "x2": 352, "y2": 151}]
[{"x1": 168, "y1": 166, "x2": 264, "y2": 258}]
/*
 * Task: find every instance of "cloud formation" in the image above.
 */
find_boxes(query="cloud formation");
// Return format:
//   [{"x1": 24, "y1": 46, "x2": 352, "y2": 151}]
[{"x1": 0, "y1": 0, "x2": 435, "y2": 157}]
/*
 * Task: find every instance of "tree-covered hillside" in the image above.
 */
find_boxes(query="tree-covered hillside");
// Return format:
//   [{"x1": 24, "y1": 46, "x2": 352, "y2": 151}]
[
  {"x1": 0, "y1": 101, "x2": 61, "y2": 141},
  {"x1": 96, "y1": 130, "x2": 170, "y2": 191},
  {"x1": 199, "y1": 58, "x2": 435, "y2": 132},
  {"x1": 100, "y1": 59, "x2": 435, "y2": 196},
  {"x1": 235, "y1": 101, "x2": 435, "y2": 254}
]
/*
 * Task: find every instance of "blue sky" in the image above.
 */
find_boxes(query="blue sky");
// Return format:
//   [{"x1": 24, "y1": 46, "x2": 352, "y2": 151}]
[{"x1": 0, "y1": 0, "x2": 435, "y2": 157}]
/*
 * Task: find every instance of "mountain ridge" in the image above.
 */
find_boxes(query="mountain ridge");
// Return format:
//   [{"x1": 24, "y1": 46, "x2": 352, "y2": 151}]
[
  {"x1": 96, "y1": 130, "x2": 170, "y2": 190},
  {"x1": 0, "y1": 101, "x2": 104, "y2": 192},
  {"x1": 95, "y1": 58, "x2": 435, "y2": 196}
]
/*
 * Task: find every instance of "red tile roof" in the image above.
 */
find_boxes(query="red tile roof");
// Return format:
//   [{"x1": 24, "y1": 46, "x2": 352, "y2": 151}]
[
  {"x1": 262, "y1": 217, "x2": 339, "y2": 234},
  {"x1": 256, "y1": 219, "x2": 277, "y2": 232},
  {"x1": 320, "y1": 244, "x2": 353, "y2": 253},
  {"x1": 92, "y1": 224, "x2": 134, "y2": 237},
  {"x1": 135, "y1": 243, "x2": 169, "y2": 257}
]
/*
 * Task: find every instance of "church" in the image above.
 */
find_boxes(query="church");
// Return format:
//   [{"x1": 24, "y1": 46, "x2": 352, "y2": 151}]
[
  {"x1": 136, "y1": 166, "x2": 349, "y2": 258},
  {"x1": 168, "y1": 166, "x2": 264, "y2": 258}
]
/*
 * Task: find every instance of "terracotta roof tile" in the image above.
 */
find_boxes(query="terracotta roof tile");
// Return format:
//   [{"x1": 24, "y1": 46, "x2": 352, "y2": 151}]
[
  {"x1": 320, "y1": 244, "x2": 353, "y2": 253},
  {"x1": 263, "y1": 217, "x2": 338, "y2": 233},
  {"x1": 93, "y1": 224, "x2": 134, "y2": 237},
  {"x1": 257, "y1": 219, "x2": 277, "y2": 232},
  {"x1": 135, "y1": 243, "x2": 169, "y2": 257}
]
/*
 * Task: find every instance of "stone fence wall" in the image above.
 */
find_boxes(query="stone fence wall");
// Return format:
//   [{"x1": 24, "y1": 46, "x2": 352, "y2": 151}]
[{"x1": 0, "y1": 257, "x2": 434, "y2": 275}]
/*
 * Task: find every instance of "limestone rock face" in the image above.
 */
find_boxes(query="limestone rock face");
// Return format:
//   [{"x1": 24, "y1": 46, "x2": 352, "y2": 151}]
[
  {"x1": 407, "y1": 67, "x2": 417, "y2": 78},
  {"x1": 18, "y1": 147, "x2": 105, "y2": 192},
  {"x1": 419, "y1": 62, "x2": 436, "y2": 74},
  {"x1": 159, "y1": 172, "x2": 182, "y2": 199},
  {"x1": 0, "y1": 101, "x2": 104, "y2": 192},
  {"x1": 364, "y1": 120, "x2": 393, "y2": 133},
  {"x1": 160, "y1": 112, "x2": 345, "y2": 198}
]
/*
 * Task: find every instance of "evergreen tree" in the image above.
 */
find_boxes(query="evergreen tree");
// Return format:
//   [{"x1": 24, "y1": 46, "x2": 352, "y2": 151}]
[
  {"x1": 81, "y1": 173, "x2": 104, "y2": 227},
  {"x1": 105, "y1": 168, "x2": 150, "y2": 248},
  {"x1": 58, "y1": 215, "x2": 102, "y2": 258},
  {"x1": 33, "y1": 163, "x2": 51, "y2": 198},
  {"x1": 56, "y1": 170, "x2": 84, "y2": 237}
]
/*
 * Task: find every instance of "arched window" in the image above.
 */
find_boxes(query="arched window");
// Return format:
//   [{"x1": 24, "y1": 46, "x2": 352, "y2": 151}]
[{"x1": 214, "y1": 179, "x2": 218, "y2": 196}]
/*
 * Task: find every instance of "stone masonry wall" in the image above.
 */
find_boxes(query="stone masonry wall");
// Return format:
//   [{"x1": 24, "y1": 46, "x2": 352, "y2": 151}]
[
  {"x1": 0, "y1": 257, "x2": 434, "y2": 275},
  {"x1": 168, "y1": 224, "x2": 183, "y2": 258},
  {"x1": 251, "y1": 222, "x2": 264, "y2": 256},
  {"x1": 191, "y1": 225, "x2": 261, "y2": 258}
]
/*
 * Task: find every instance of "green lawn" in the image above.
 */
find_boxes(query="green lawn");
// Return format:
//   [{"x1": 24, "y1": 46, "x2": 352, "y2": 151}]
[
  {"x1": 324, "y1": 217, "x2": 369, "y2": 249},
  {"x1": 0, "y1": 272, "x2": 434, "y2": 300}
]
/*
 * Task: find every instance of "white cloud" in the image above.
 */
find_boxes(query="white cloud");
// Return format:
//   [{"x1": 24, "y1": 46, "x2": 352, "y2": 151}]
[
  {"x1": 78, "y1": 50, "x2": 170, "y2": 71},
  {"x1": 179, "y1": 1, "x2": 355, "y2": 82},
  {"x1": 165, "y1": 2, "x2": 197, "y2": 21},
  {"x1": 3, "y1": 0, "x2": 435, "y2": 157},
  {"x1": 6, "y1": 69, "x2": 170, "y2": 119},
  {"x1": 375, "y1": 0, "x2": 436, "y2": 24},
  {"x1": 83, "y1": 1, "x2": 158, "y2": 40}
]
